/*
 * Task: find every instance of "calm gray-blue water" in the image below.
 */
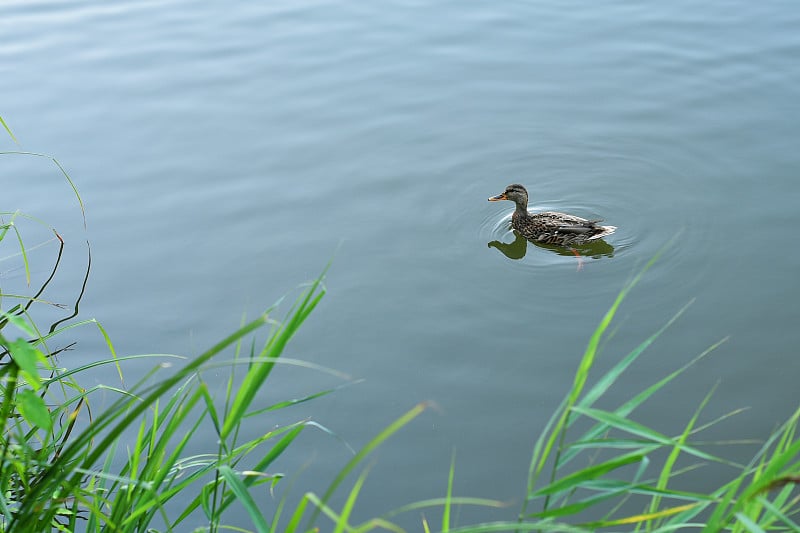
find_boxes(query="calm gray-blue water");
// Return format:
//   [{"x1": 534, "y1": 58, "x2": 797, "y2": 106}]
[{"x1": 3, "y1": 0, "x2": 800, "y2": 529}]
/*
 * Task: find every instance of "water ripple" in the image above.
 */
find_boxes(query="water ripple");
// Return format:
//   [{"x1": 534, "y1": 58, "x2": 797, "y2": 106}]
[{"x1": 478, "y1": 133, "x2": 727, "y2": 292}]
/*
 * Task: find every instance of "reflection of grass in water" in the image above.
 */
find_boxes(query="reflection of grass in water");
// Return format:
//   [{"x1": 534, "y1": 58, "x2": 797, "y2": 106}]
[{"x1": 3, "y1": 138, "x2": 798, "y2": 532}]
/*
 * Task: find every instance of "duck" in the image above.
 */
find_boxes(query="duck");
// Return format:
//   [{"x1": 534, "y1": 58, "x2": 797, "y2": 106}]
[{"x1": 488, "y1": 184, "x2": 616, "y2": 246}]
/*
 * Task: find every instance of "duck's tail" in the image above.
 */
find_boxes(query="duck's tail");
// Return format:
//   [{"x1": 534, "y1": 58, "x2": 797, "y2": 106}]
[{"x1": 588, "y1": 225, "x2": 617, "y2": 240}]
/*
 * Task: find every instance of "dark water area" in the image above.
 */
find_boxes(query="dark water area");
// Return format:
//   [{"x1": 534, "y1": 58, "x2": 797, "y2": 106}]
[{"x1": 3, "y1": 0, "x2": 800, "y2": 528}]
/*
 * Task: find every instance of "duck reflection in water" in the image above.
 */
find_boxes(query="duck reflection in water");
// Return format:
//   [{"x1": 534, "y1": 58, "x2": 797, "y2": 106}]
[
  {"x1": 487, "y1": 184, "x2": 615, "y2": 265},
  {"x1": 488, "y1": 230, "x2": 615, "y2": 261}
]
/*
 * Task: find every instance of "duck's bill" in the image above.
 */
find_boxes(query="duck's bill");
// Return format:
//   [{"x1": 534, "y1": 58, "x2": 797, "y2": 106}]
[{"x1": 488, "y1": 193, "x2": 507, "y2": 201}]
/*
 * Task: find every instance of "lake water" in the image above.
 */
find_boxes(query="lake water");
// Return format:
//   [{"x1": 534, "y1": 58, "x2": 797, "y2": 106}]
[{"x1": 3, "y1": 0, "x2": 800, "y2": 529}]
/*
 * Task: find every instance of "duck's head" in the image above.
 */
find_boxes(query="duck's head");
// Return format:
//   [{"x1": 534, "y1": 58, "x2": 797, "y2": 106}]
[{"x1": 488, "y1": 184, "x2": 528, "y2": 207}]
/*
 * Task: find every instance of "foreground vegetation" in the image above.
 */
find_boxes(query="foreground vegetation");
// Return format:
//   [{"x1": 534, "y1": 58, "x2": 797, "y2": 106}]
[{"x1": 1, "y1": 128, "x2": 798, "y2": 532}]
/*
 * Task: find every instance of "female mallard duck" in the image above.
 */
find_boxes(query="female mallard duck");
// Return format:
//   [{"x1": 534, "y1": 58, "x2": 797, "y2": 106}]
[{"x1": 488, "y1": 184, "x2": 616, "y2": 246}]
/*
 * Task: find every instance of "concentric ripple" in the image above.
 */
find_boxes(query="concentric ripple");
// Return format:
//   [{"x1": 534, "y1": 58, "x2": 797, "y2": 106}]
[{"x1": 480, "y1": 133, "x2": 730, "y2": 294}]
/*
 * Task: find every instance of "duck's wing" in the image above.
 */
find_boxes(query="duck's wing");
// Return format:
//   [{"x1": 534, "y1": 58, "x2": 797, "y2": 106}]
[
  {"x1": 535, "y1": 211, "x2": 598, "y2": 229},
  {"x1": 535, "y1": 211, "x2": 586, "y2": 223},
  {"x1": 556, "y1": 225, "x2": 597, "y2": 234},
  {"x1": 534, "y1": 212, "x2": 615, "y2": 238}
]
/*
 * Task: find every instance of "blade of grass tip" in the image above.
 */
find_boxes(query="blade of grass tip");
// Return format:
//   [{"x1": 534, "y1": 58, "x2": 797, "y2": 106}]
[
  {"x1": 353, "y1": 518, "x2": 407, "y2": 533},
  {"x1": 41, "y1": 354, "x2": 184, "y2": 389},
  {"x1": 453, "y1": 520, "x2": 596, "y2": 532},
  {"x1": 572, "y1": 407, "x2": 730, "y2": 465},
  {"x1": 569, "y1": 238, "x2": 673, "y2": 406},
  {"x1": 649, "y1": 384, "x2": 718, "y2": 523},
  {"x1": 300, "y1": 421, "x2": 356, "y2": 455},
  {"x1": 530, "y1": 450, "x2": 647, "y2": 498},
  {"x1": 0, "y1": 116, "x2": 18, "y2": 144},
  {"x1": 333, "y1": 464, "x2": 373, "y2": 533},
  {"x1": 218, "y1": 465, "x2": 271, "y2": 533},
  {"x1": 308, "y1": 402, "x2": 429, "y2": 528},
  {"x1": 35, "y1": 317, "x2": 98, "y2": 342},
  {"x1": 530, "y1": 278, "x2": 636, "y2": 512},
  {"x1": 711, "y1": 409, "x2": 800, "y2": 529},
  {"x1": 740, "y1": 495, "x2": 769, "y2": 532},
  {"x1": 285, "y1": 493, "x2": 311, "y2": 533},
  {"x1": 0, "y1": 151, "x2": 85, "y2": 227},
  {"x1": 198, "y1": 379, "x2": 222, "y2": 438},
  {"x1": 521, "y1": 393, "x2": 570, "y2": 517},
  {"x1": 10, "y1": 224, "x2": 30, "y2": 286},
  {"x1": 304, "y1": 493, "x2": 353, "y2": 530},
  {"x1": 443, "y1": 451, "x2": 456, "y2": 532},
  {"x1": 267, "y1": 457, "x2": 317, "y2": 533},
  {"x1": 383, "y1": 497, "x2": 509, "y2": 520},
  {"x1": 581, "y1": 502, "x2": 701, "y2": 529},
  {"x1": 756, "y1": 495, "x2": 800, "y2": 530},
  {"x1": 217, "y1": 423, "x2": 306, "y2": 514},
  {"x1": 530, "y1": 478, "x2": 713, "y2": 522},
  {"x1": 138, "y1": 390, "x2": 207, "y2": 493},
  {"x1": 734, "y1": 512, "x2": 767, "y2": 533},
  {"x1": 659, "y1": 503, "x2": 712, "y2": 531},
  {"x1": 576, "y1": 298, "x2": 695, "y2": 415},
  {"x1": 222, "y1": 278, "x2": 326, "y2": 439},
  {"x1": 174, "y1": 482, "x2": 216, "y2": 528},
  {"x1": 527, "y1": 489, "x2": 631, "y2": 520},
  {"x1": 703, "y1": 475, "x2": 747, "y2": 533},
  {"x1": 267, "y1": 472, "x2": 295, "y2": 533},
  {"x1": 50, "y1": 156, "x2": 86, "y2": 228},
  {"x1": 92, "y1": 319, "x2": 123, "y2": 384},
  {"x1": 247, "y1": 383, "x2": 349, "y2": 417}
]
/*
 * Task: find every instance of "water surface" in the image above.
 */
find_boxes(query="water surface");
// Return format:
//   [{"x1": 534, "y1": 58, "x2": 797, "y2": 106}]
[{"x1": 3, "y1": 0, "x2": 800, "y2": 528}]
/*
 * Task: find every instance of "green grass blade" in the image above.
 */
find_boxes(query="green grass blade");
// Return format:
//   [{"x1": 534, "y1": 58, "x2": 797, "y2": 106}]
[
  {"x1": 383, "y1": 497, "x2": 509, "y2": 519},
  {"x1": 561, "y1": 337, "x2": 727, "y2": 470},
  {"x1": 531, "y1": 450, "x2": 647, "y2": 497},
  {"x1": 284, "y1": 493, "x2": 311, "y2": 533},
  {"x1": 576, "y1": 299, "x2": 694, "y2": 415},
  {"x1": 309, "y1": 402, "x2": 429, "y2": 528},
  {"x1": 222, "y1": 276, "x2": 326, "y2": 439},
  {"x1": 10, "y1": 224, "x2": 29, "y2": 285},
  {"x1": 218, "y1": 465, "x2": 271, "y2": 533},
  {"x1": 648, "y1": 385, "x2": 717, "y2": 526},
  {"x1": 0, "y1": 151, "x2": 86, "y2": 227},
  {"x1": 703, "y1": 406, "x2": 800, "y2": 532},
  {"x1": 212, "y1": 423, "x2": 306, "y2": 518},
  {"x1": 8, "y1": 314, "x2": 272, "y2": 531},
  {"x1": 580, "y1": 502, "x2": 702, "y2": 530},
  {"x1": 443, "y1": 451, "x2": 456, "y2": 532},
  {"x1": 734, "y1": 512, "x2": 767, "y2": 533},
  {"x1": 333, "y1": 465, "x2": 372, "y2": 533},
  {"x1": 572, "y1": 407, "x2": 731, "y2": 465},
  {"x1": 524, "y1": 248, "x2": 667, "y2": 512},
  {"x1": 447, "y1": 521, "x2": 595, "y2": 532},
  {"x1": 0, "y1": 115, "x2": 18, "y2": 144},
  {"x1": 754, "y1": 495, "x2": 800, "y2": 530}
]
